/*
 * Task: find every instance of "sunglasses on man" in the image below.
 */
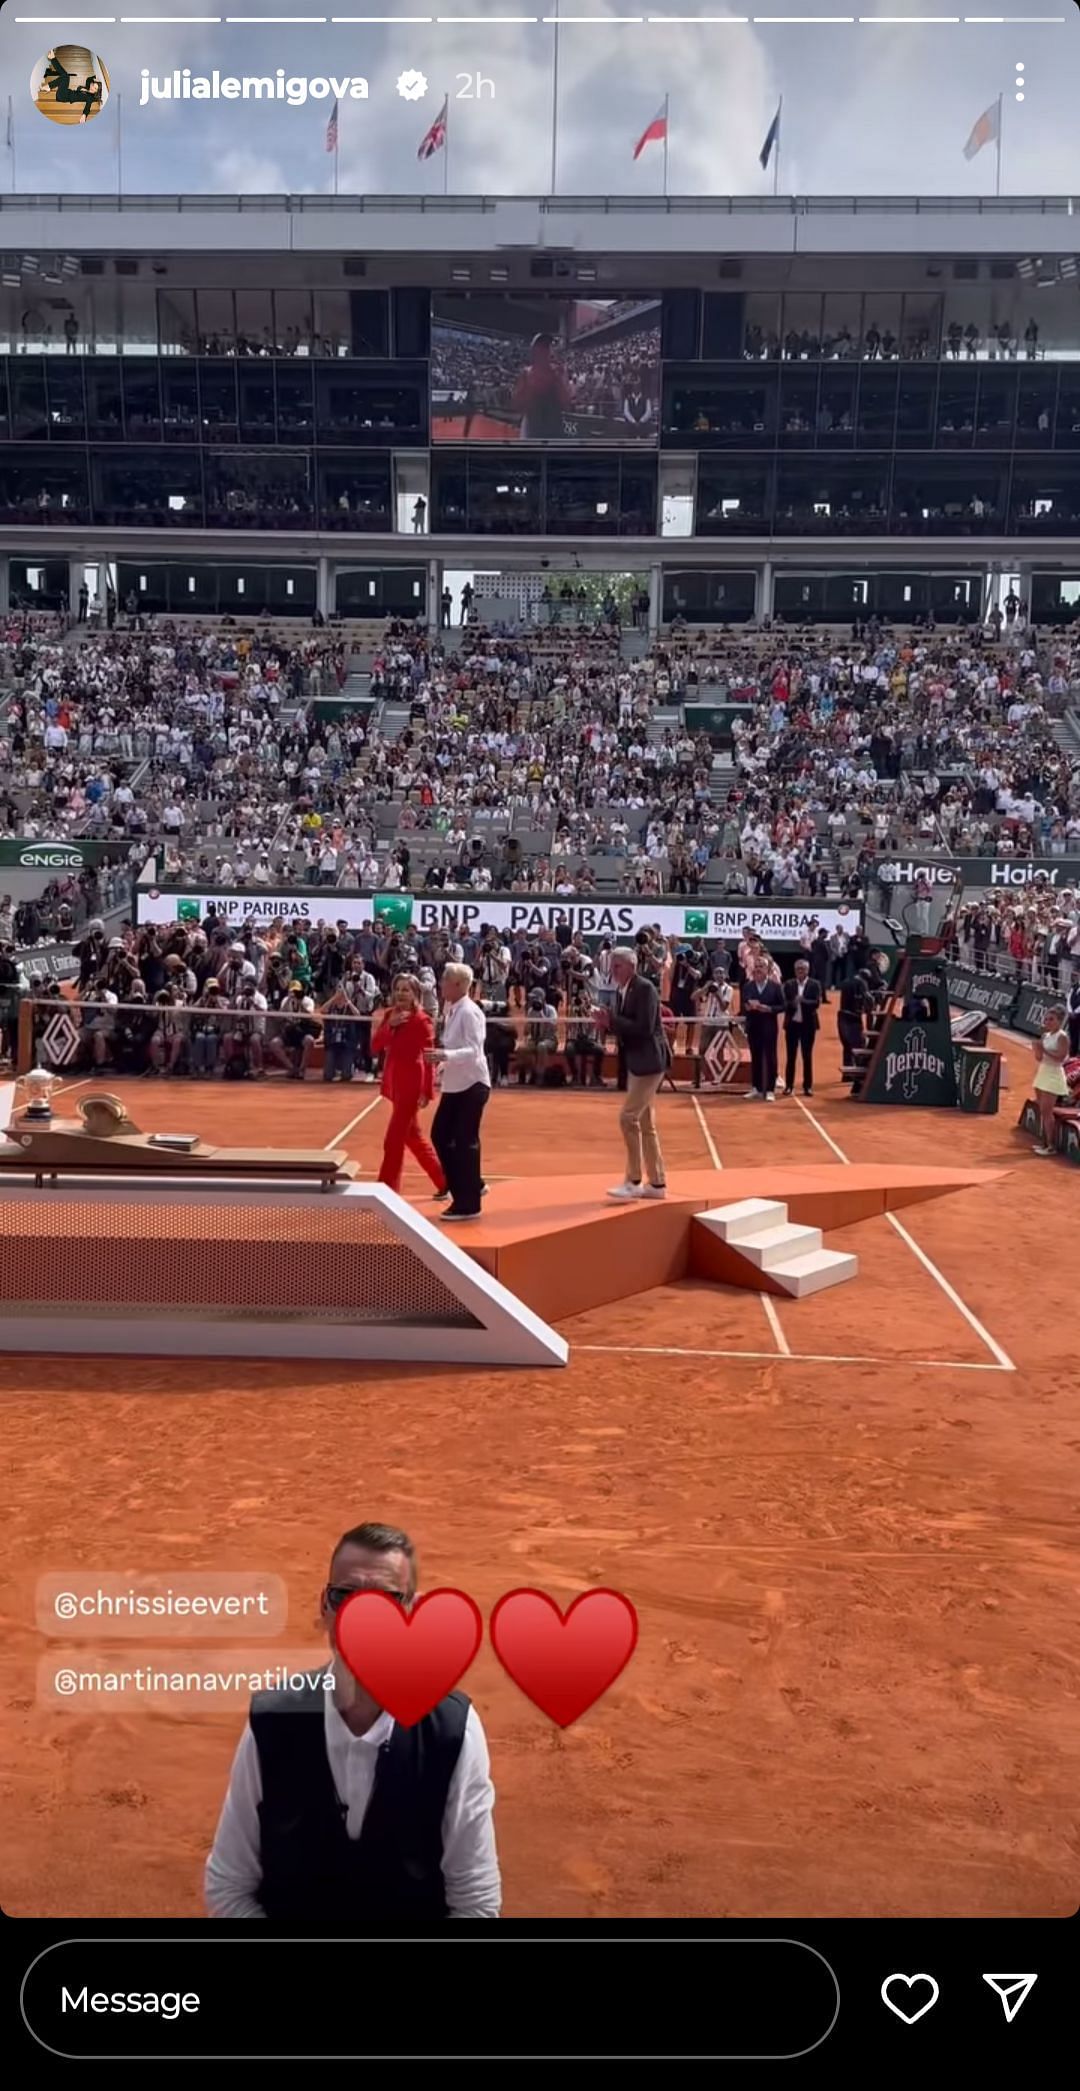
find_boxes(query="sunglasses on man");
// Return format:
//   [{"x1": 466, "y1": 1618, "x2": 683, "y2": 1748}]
[{"x1": 323, "y1": 1583, "x2": 411, "y2": 1614}]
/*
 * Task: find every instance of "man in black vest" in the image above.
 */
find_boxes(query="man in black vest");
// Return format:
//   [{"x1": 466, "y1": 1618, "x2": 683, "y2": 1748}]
[
  {"x1": 741, "y1": 954, "x2": 784, "y2": 1101},
  {"x1": 837, "y1": 969, "x2": 870, "y2": 1074},
  {"x1": 781, "y1": 957, "x2": 822, "y2": 1098},
  {"x1": 204, "y1": 1521, "x2": 500, "y2": 1919}
]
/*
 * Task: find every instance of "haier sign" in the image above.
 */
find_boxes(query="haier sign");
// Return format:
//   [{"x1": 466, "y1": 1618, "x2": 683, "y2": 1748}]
[{"x1": 876, "y1": 857, "x2": 1080, "y2": 891}]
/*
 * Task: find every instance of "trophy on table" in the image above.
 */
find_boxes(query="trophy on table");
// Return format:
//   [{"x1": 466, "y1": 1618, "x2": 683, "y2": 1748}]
[{"x1": 19, "y1": 1069, "x2": 62, "y2": 1122}]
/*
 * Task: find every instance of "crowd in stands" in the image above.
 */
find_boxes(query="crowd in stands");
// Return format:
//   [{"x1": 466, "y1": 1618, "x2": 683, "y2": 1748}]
[
  {"x1": 945, "y1": 884, "x2": 1080, "y2": 990},
  {"x1": 1, "y1": 624, "x2": 349, "y2": 873},
  {"x1": 727, "y1": 619, "x2": 1080, "y2": 892},
  {"x1": 1, "y1": 606, "x2": 1079, "y2": 925},
  {"x1": 741, "y1": 318, "x2": 1044, "y2": 363},
  {"x1": 19, "y1": 320, "x2": 353, "y2": 360},
  {"x1": 4, "y1": 596, "x2": 1080, "y2": 1082}
]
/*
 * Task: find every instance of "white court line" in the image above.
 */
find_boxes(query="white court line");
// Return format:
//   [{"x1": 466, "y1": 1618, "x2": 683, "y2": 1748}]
[
  {"x1": 691, "y1": 1092, "x2": 722, "y2": 1170},
  {"x1": 692, "y1": 1090, "x2": 791, "y2": 1358},
  {"x1": 790, "y1": 1094, "x2": 1016, "y2": 1373},
  {"x1": 579, "y1": 1343, "x2": 1009, "y2": 1371},
  {"x1": 324, "y1": 1093, "x2": 383, "y2": 1151},
  {"x1": 760, "y1": 1294, "x2": 791, "y2": 1356}
]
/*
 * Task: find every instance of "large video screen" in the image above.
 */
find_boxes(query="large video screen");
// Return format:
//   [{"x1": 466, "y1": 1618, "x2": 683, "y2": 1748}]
[{"x1": 430, "y1": 294, "x2": 661, "y2": 444}]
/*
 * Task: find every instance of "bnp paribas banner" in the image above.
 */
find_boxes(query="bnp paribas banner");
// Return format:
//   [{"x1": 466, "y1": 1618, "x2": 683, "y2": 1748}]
[{"x1": 135, "y1": 887, "x2": 859, "y2": 949}]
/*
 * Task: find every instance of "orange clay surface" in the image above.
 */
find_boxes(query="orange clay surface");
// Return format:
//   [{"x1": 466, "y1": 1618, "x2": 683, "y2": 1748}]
[{"x1": 2, "y1": 1032, "x2": 1078, "y2": 1921}]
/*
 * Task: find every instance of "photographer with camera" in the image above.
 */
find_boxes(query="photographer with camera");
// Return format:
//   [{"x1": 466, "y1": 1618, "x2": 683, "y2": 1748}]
[
  {"x1": 566, "y1": 978, "x2": 607, "y2": 1090},
  {"x1": 223, "y1": 967, "x2": 269, "y2": 1080},
  {"x1": 517, "y1": 987, "x2": 560, "y2": 1087},
  {"x1": 189, "y1": 978, "x2": 230, "y2": 1080}
]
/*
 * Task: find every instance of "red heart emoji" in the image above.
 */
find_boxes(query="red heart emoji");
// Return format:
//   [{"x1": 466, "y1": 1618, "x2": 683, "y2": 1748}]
[
  {"x1": 489, "y1": 1588, "x2": 638, "y2": 1727},
  {"x1": 334, "y1": 1589, "x2": 482, "y2": 1727}
]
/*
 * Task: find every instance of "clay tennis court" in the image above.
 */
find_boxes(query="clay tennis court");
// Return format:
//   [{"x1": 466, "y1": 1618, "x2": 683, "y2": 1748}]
[{"x1": 2, "y1": 1031, "x2": 1077, "y2": 1920}]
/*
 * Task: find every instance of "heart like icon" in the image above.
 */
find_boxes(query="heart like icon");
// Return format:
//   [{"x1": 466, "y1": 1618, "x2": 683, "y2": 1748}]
[
  {"x1": 334, "y1": 1588, "x2": 482, "y2": 1727},
  {"x1": 880, "y1": 1973, "x2": 940, "y2": 2026},
  {"x1": 489, "y1": 1587, "x2": 638, "y2": 1727}
]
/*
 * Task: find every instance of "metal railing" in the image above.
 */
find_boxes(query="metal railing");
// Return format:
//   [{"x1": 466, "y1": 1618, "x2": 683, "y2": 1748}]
[{"x1": 2, "y1": 192, "x2": 1078, "y2": 218}]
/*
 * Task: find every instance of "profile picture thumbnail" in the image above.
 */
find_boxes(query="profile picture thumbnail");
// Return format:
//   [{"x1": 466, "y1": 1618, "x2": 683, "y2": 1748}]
[{"x1": 31, "y1": 47, "x2": 111, "y2": 126}]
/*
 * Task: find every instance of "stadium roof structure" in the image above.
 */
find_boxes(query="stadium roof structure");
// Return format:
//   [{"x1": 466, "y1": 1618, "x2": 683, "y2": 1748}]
[{"x1": 1, "y1": 190, "x2": 1079, "y2": 279}]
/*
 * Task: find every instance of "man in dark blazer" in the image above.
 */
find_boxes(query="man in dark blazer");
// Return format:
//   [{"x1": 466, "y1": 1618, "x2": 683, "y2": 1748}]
[
  {"x1": 741, "y1": 954, "x2": 785, "y2": 1101},
  {"x1": 601, "y1": 945, "x2": 670, "y2": 1200},
  {"x1": 782, "y1": 957, "x2": 822, "y2": 1098},
  {"x1": 1068, "y1": 979, "x2": 1080, "y2": 1059},
  {"x1": 808, "y1": 925, "x2": 832, "y2": 1005}
]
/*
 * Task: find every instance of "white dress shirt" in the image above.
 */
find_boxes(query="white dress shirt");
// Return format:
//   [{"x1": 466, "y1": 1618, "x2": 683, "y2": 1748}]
[
  {"x1": 437, "y1": 994, "x2": 491, "y2": 1093},
  {"x1": 204, "y1": 1682, "x2": 501, "y2": 1919}
]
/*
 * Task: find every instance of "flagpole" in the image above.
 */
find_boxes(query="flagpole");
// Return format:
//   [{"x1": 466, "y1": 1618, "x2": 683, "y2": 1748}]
[
  {"x1": 444, "y1": 90, "x2": 450, "y2": 195},
  {"x1": 662, "y1": 92, "x2": 669, "y2": 198},
  {"x1": 995, "y1": 90, "x2": 1003, "y2": 198},
  {"x1": 116, "y1": 92, "x2": 123, "y2": 197},
  {"x1": 773, "y1": 94, "x2": 782, "y2": 198},
  {"x1": 7, "y1": 96, "x2": 16, "y2": 192},
  {"x1": 334, "y1": 133, "x2": 339, "y2": 197},
  {"x1": 550, "y1": 0, "x2": 559, "y2": 194}
]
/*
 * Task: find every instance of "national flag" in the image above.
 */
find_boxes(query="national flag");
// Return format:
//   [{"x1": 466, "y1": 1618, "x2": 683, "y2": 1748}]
[
  {"x1": 759, "y1": 101, "x2": 781, "y2": 171},
  {"x1": 418, "y1": 95, "x2": 448, "y2": 160},
  {"x1": 633, "y1": 100, "x2": 668, "y2": 162},
  {"x1": 325, "y1": 98, "x2": 339, "y2": 154},
  {"x1": 963, "y1": 99, "x2": 1000, "y2": 161}
]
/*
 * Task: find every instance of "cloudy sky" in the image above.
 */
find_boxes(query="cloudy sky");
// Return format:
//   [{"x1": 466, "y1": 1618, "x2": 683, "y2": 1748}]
[{"x1": 1, "y1": 3, "x2": 1078, "y2": 198}]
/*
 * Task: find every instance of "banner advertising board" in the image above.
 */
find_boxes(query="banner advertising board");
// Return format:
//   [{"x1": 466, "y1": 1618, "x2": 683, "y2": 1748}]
[
  {"x1": 1056, "y1": 1114, "x2": 1080, "y2": 1165},
  {"x1": 134, "y1": 888, "x2": 859, "y2": 950},
  {"x1": 1011, "y1": 981, "x2": 1069, "y2": 1039},
  {"x1": 15, "y1": 943, "x2": 79, "y2": 983},
  {"x1": 680, "y1": 704, "x2": 751, "y2": 744},
  {"x1": 873, "y1": 1019, "x2": 958, "y2": 1107},
  {"x1": 941, "y1": 963, "x2": 1020, "y2": 1024},
  {"x1": 0, "y1": 840, "x2": 114, "y2": 872},
  {"x1": 875, "y1": 855, "x2": 1080, "y2": 893},
  {"x1": 953, "y1": 1045, "x2": 1002, "y2": 1114}
]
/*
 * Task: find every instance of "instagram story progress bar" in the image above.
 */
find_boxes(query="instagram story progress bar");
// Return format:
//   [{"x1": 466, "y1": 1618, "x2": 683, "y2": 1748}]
[{"x1": 9, "y1": 14, "x2": 1069, "y2": 25}]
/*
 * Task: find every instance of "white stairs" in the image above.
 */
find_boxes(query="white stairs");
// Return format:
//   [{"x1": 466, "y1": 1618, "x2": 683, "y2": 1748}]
[
  {"x1": 698, "y1": 1197, "x2": 858, "y2": 1299},
  {"x1": 709, "y1": 751, "x2": 737, "y2": 803}
]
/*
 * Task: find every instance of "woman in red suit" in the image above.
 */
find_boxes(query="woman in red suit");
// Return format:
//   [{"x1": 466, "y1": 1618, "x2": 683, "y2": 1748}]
[{"x1": 373, "y1": 974, "x2": 447, "y2": 1196}]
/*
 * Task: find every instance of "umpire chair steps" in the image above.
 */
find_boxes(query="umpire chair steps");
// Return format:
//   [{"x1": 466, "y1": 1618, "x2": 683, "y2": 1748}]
[{"x1": 697, "y1": 1197, "x2": 858, "y2": 1299}]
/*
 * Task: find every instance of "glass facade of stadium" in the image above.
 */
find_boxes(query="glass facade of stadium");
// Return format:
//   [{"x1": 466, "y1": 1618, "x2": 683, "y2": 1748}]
[{"x1": 3, "y1": 193, "x2": 1080, "y2": 625}]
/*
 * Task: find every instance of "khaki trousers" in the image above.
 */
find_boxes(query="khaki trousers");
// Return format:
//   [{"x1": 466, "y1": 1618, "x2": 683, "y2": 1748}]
[{"x1": 619, "y1": 1071, "x2": 666, "y2": 1186}]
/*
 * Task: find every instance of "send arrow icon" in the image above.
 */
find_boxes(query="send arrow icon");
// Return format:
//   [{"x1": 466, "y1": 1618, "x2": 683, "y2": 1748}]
[{"x1": 982, "y1": 1974, "x2": 1038, "y2": 2024}]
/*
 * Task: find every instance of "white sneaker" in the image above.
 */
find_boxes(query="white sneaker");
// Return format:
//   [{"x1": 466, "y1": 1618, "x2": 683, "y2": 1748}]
[
  {"x1": 607, "y1": 1182, "x2": 644, "y2": 1202},
  {"x1": 765, "y1": 1092, "x2": 776, "y2": 1102},
  {"x1": 639, "y1": 1183, "x2": 667, "y2": 1200},
  {"x1": 1032, "y1": 1143, "x2": 1053, "y2": 1156},
  {"x1": 744, "y1": 1088, "x2": 763, "y2": 1101}
]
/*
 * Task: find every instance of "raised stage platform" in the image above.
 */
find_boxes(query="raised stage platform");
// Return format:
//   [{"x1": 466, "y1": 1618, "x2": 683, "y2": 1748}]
[{"x1": 440, "y1": 1164, "x2": 1005, "y2": 1322}]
